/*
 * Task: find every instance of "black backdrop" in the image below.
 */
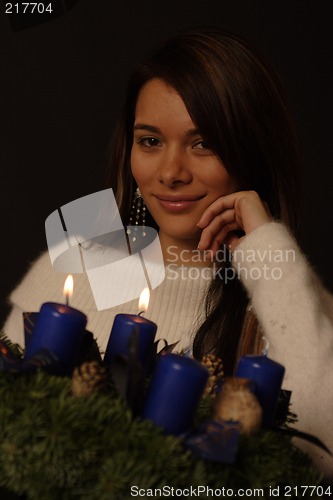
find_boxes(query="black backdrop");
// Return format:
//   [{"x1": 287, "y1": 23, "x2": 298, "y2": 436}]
[{"x1": 0, "y1": 0, "x2": 332, "y2": 327}]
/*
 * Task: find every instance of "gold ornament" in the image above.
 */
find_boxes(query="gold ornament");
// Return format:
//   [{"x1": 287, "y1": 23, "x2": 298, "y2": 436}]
[
  {"x1": 71, "y1": 361, "x2": 107, "y2": 397},
  {"x1": 212, "y1": 377, "x2": 262, "y2": 435},
  {"x1": 201, "y1": 354, "x2": 224, "y2": 396}
]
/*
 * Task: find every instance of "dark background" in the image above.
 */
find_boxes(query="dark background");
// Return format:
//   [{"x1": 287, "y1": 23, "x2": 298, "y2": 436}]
[{"x1": 0, "y1": 0, "x2": 332, "y2": 328}]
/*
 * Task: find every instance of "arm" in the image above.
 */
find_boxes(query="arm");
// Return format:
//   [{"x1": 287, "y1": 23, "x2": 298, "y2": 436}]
[
  {"x1": 233, "y1": 222, "x2": 333, "y2": 479},
  {"x1": 198, "y1": 191, "x2": 333, "y2": 478}
]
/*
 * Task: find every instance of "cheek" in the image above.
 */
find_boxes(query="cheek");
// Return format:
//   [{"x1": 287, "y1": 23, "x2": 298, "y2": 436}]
[
  {"x1": 205, "y1": 169, "x2": 238, "y2": 196},
  {"x1": 130, "y1": 148, "x2": 137, "y2": 178},
  {"x1": 199, "y1": 157, "x2": 237, "y2": 194},
  {"x1": 130, "y1": 148, "x2": 150, "y2": 183},
  {"x1": 217, "y1": 165, "x2": 238, "y2": 193},
  {"x1": 223, "y1": 175, "x2": 239, "y2": 195},
  {"x1": 130, "y1": 150, "x2": 144, "y2": 186},
  {"x1": 131, "y1": 152, "x2": 157, "y2": 192}
]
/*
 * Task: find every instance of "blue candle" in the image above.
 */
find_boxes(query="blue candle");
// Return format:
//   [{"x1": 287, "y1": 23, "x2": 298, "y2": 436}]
[
  {"x1": 104, "y1": 313, "x2": 157, "y2": 367},
  {"x1": 24, "y1": 302, "x2": 87, "y2": 373},
  {"x1": 142, "y1": 354, "x2": 209, "y2": 435},
  {"x1": 235, "y1": 354, "x2": 285, "y2": 427}
]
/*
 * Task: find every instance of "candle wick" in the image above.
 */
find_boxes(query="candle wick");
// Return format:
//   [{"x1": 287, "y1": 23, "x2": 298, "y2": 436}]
[
  {"x1": 138, "y1": 310, "x2": 145, "y2": 316},
  {"x1": 65, "y1": 294, "x2": 69, "y2": 307},
  {"x1": 261, "y1": 336, "x2": 270, "y2": 356}
]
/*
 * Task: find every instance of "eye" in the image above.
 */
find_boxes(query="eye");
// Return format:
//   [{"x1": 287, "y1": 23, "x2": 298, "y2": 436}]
[
  {"x1": 193, "y1": 140, "x2": 212, "y2": 152},
  {"x1": 137, "y1": 136, "x2": 162, "y2": 148}
]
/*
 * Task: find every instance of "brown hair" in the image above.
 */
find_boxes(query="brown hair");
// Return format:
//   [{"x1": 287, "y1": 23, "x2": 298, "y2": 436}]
[{"x1": 105, "y1": 26, "x2": 304, "y2": 374}]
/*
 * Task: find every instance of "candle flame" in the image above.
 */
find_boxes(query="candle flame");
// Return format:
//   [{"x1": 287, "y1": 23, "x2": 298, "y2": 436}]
[
  {"x1": 63, "y1": 274, "x2": 74, "y2": 305},
  {"x1": 138, "y1": 287, "x2": 150, "y2": 314}
]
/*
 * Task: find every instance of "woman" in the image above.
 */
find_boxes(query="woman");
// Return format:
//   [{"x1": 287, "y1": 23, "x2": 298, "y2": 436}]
[{"x1": 3, "y1": 26, "x2": 333, "y2": 478}]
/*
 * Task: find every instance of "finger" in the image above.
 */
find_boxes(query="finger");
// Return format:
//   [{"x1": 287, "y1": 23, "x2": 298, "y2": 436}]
[
  {"x1": 224, "y1": 233, "x2": 245, "y2": 253},
  {"x1": 199, "y1": 221, "x2": 240, "y2": 254},
  {"x1": 206, "y1": 221, "x2": 240, "y2": 253},
  {"x1": 197, "y1": 209, "x2": 236, "y2": 250},
  {"x1": 197, "y1": 195, "x2": 237, "y2": 228},
  {"x1": 262, "y1": 200, "x2": 272, "y2": 217}
]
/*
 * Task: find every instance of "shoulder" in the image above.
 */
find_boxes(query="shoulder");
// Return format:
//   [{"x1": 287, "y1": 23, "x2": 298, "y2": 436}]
[
  {"x1": 8, "y1": 250, "x2": 92, "y2": 312},
  {"x1": 230, "y1": 221, "x2": 333, "y2": 301},
  {"x1": 8, "y1": 251, "x2": 65, "y2": 310}
]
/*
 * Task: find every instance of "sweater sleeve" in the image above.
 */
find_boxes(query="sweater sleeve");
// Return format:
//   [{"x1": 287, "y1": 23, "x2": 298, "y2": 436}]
[{"x1": 232, "y1": 221, "x2": 333, "y2": 479}]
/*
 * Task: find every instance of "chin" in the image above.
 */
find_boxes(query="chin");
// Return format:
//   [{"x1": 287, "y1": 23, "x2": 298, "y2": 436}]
[{"x1": 160, "y1": 223, "x2": 201, "y2": 242}]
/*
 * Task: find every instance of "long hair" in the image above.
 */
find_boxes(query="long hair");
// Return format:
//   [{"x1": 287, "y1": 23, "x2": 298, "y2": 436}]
[{"x1": 105, "y1": 26, "x2": 304, "y2": 374}]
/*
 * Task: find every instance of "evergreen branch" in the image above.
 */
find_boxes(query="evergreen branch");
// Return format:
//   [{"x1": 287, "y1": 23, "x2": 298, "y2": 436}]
[{"x1": 0, "y1": 369, "x2": 322, "y2": 499}]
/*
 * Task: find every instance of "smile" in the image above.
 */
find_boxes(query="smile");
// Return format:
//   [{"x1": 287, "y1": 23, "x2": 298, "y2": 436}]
[{"x1": 154, "y1": 194, "x2": 205, "y2": 212}]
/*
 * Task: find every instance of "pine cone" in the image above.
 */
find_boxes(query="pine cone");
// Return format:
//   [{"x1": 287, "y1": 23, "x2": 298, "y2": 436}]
[
  {"x1": 71, "y1": 361, "x2": 107, "y2": 397},
  {"x1": 201, "y1": 354, "x2": 224, "y2": 396}
]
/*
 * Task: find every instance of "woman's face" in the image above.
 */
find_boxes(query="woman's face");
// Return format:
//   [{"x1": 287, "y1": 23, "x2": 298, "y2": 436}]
[{"x1": 131, "y1": 78, "x2": 238, "y2": 248}]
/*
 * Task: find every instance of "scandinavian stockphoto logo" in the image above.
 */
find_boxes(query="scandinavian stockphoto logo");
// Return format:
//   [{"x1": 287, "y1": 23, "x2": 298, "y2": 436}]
[{"x1": 45, "y1": 189, "x2": 165, "y2": 310}]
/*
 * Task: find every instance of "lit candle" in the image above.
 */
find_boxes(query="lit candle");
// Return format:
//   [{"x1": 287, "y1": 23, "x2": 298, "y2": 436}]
[
  {"x1": 235, "y1": 341, "x2": 285, "y2": 428},
  {"x1": 104, "y1": 288, "x2": 157, "y2": 367},
  {"x1": 24, "y1": 275, "x2": 87, "y2": 373},
  {"x1": 142, "y1": 354, "x2": 209, "y2": 435}
]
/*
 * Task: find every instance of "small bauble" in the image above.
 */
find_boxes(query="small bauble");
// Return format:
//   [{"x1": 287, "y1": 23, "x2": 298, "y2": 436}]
[{"x1": 212, "y1": 377, "x2": 262, "y2": 435}]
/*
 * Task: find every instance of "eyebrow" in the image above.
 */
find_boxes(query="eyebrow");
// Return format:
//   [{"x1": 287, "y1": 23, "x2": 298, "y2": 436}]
[{"x1": 133, "y1": 123, "x2": 200, "y2": 137}]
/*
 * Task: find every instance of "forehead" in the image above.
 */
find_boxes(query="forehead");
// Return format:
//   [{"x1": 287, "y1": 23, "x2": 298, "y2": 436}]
[{"x1": 134, "y1": 78, "x2": 194, "y2": 129}]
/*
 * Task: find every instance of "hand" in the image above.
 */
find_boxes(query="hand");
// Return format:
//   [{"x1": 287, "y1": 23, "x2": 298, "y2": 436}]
[{"x1": 197, "y1": 190, "x2": 272, "y2": 254}]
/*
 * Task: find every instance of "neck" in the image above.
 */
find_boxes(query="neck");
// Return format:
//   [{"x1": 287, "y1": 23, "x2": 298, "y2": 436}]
[{"x1": 159, "y1": 232, "x2": 213, "y2": 267}]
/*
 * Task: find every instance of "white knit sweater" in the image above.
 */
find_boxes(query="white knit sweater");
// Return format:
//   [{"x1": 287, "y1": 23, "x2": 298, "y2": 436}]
[
  {"x1": 3, "y1": 222, "x2": 333, "y2": 480},
  {"x1": 4, "y1": 255, "x2": 210, "y2": 356}
]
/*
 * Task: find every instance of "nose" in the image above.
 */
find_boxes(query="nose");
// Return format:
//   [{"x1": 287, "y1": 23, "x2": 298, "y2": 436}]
[{"x1": 157, "y1": 148, "x2": 192, "y2": 187}]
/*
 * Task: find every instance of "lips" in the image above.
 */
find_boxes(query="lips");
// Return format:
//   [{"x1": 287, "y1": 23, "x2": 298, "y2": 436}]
[
  {"x1": 155, "y1": 194, "x2": 205, "y2": 202},
  {"x1": 154, "y1": 194, "x2": 205, "y2": 212}
]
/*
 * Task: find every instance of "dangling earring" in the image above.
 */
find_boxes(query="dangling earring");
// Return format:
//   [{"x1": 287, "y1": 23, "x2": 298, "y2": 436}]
[{"x1": 127, "y1": 187, "x2": 146, "y2": 242}]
